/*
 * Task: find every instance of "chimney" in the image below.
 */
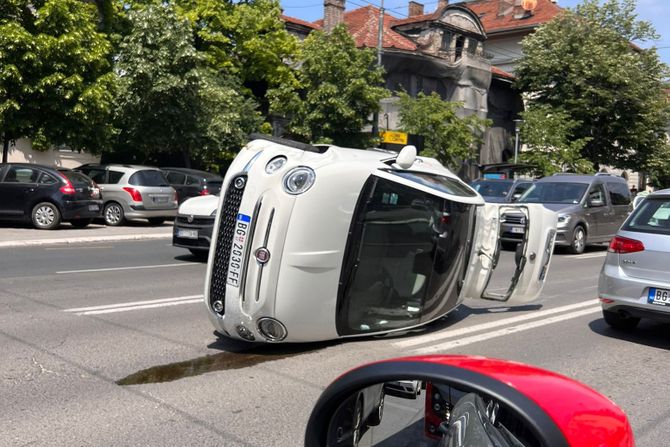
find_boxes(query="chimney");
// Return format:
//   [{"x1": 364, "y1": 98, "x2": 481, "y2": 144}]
[
  {"x1": 437, "y1": 0, "x2": 449, "y2": 11},
  {"x1": 409, "y1": 1, "x2": 424, "y2": 17},
  {"x1": 324, "y1": 0, "x2": 345, "y2": 33}
]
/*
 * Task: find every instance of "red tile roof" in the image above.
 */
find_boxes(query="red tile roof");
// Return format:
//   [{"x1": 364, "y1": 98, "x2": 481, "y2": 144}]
[
  {"x1": 393, "y1": 0, "x2": 562, "y2": 34},
  {"x1": 281, "y1": 14, "x2": 320, "y2": 30},
  {"x1": 491, "y1": 65, "x2": 516, "y2": 80},
  {"x1": 339, "y1": 6, "x2": 417, "y2": 51}
]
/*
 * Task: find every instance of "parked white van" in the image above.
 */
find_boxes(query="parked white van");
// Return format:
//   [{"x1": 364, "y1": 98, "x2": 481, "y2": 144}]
[{"x1": 204, "y1": 135, "x2": 558, "y2": 343}]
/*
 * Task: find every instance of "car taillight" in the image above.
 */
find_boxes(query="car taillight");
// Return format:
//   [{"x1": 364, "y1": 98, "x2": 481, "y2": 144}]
[
  {"x1": 173, "y1": 191, "x2": 179, "y2": 202},
  {"x1": 58, "y1": 173, "x2": 76, "y2": 195},
  {"x1": 608, "y1": 236, "x2": 644, "y2": 254},
  {"x1": 199, "y1": 187, "x2": 210, "y2": 196},
  {"x1": 123, "y1": 187, "x2": 143, "y2": 202}
]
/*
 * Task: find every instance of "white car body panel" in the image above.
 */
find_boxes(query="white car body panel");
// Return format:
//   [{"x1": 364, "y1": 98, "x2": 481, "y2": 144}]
[
  {"x1": 178, "y1": 194, "x2": 219, "y2": 216},
  {"x1": 204, "y1": 139, "x2": 557, "y2": 342}
]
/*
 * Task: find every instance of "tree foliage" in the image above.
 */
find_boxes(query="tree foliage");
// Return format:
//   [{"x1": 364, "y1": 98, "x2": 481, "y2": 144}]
[
  {"x1": 397, "y1": 91, "x2": 490, "y2": 170},
  {"x1": 518, "y1": 105, "x2": 594, "y2": 177},
  {"x1": 270, "y1": 25, "x2": 388, "y2": 145},
  {"x1": 0, "y1": 0, "x2": 114, "y2": 161},
  {"x1": 113, "y1": 4, "x2": 259, "y2": 168},
  {"x1": 515, "y1": 0, "x2": 669, "y2": 172}
]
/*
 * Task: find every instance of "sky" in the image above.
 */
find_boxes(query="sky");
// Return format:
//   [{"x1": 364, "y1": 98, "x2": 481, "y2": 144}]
[{"x1": 280, "y1": 0, "x2": 670, "y2": 65}]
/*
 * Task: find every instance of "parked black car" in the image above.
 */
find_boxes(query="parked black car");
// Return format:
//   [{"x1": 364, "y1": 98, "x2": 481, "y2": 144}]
[
  {"x1": 161, "y1": 167, "x2": 223, "y2": 203},
  {"x1": 0, "y1": 163, "x2": 102, "y2": 229}
]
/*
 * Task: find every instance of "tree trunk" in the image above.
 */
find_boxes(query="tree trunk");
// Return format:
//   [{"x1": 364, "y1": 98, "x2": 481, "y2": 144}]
[
  {"x1": 181, "y1": 148, "x2": 191, "y2": 168},
  {"x1": 2, "y1": 133, "x2": 9, "y2": 164}
]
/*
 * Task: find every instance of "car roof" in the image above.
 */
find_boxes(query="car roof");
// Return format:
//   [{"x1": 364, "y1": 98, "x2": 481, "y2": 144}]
[
  {"x1": 78, "y1": 163, "x2": 160, "y2": 171},
  {"x1": 161, "y1": 167, "x2": 222, "y2": 178},
  {"x1": 649, "y1": 188, "x2": 670, "y2": 198},
  {"x1": 537, "y1": 174, "x2": 626, "y2": 184},
  {"x1": 0, "y1": 162, "x2": 64, "y2": 172}
]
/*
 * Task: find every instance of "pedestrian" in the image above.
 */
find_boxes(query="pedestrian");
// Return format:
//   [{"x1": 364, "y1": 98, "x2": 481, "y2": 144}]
[{"x1": 630, "y1": 186, "x2": 638, "y2": 197}]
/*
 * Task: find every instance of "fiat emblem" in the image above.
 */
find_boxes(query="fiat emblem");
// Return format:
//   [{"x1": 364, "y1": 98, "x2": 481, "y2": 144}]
[
  {"x1": 255, "y1": 247, "x2": 271, "y2": 265},
  {"x1": 234, "y1": 177, "x2": 246, "y2": 189},
  {"x1": 187, "y1": 215, "x2": 194, "y2": 223}
]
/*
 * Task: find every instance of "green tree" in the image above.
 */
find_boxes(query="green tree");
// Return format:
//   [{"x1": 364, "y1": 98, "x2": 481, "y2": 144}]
[
  {"x1": 515, "y1": 0, "x2": 669, "y2": 172},
  {"x1": 518, "y1": 105, "x2": 594, "y2": 177},
  {"x1": 0, "y1": 0, "x2": 114, "y2": 162},
  {"x1": 113, "y1": 4, "x2": 259, "y2": 168},
  {"x1": 270, "y1": 25, "x2": 388, "y2": 145},
  {"x1": 397, "y1": 91, "x2": 490, "y2": 170}
]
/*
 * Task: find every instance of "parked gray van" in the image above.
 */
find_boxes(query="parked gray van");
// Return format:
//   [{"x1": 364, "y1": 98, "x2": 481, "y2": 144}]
[{"x1": 501, "y1": 174, "x2": 632, "y2": 253}]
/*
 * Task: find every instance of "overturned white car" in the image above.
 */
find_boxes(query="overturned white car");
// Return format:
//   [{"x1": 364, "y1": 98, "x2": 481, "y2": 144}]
[{"x1": 204, "y1": 135, "x2": 557, "y2": 343}]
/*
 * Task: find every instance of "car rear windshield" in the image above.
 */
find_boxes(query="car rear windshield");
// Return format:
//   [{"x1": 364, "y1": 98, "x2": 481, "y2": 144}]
[
  {"x1": 471, "y1": 180, "x2": 512, "y2": 197},
  {"x1": 61, "y1": 171, "x2": 94, "y2": 187},
  {"x1": 389, "y1": 170, "x2": 477, "y2": 197},
  {"x1": 518, "y1": 182, "x2": 588, "y2": 204},
  {"x1": 129, "y1": 170, "x2": 170, "y2": 187},
  {"x1": 622, "y1": 198, "x2": 670, "y2": 235}
]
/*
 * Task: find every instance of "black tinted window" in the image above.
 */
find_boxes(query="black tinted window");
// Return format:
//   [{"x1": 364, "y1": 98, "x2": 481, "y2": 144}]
[
  {"x1": 608, "y1": 182, "x2": 631, "y2": 205},
  {"x1": 39, "y1": 172, "x2": 58, "y2": 185},
  {"x1": 129, "y1": 170, "x2": 169, "y2": 187},
  {"x1": 61, "y1": 171, "x2": 93, "y2": 187},
  {"x1": 471, "y1": 180, "x2": 512, "y2": 197},
  {"x1": 166, "y1": 171, "x2": 186, "y2": 184},
  {"x1": 107, "y1": 170, "x2": 124, "y2": 184},
  {"x1": 80, "y1": 168, "x2": 106, "y2": 183},
  {"x1": 186, "y1": 175, "x2": 200, "y2": 186},
  {"x1": 4, "y1": 166, "x2": 39, "y2": 183},
  {"x1": 519, "y1": 182, "x2": 588, "y2": 204},
  {"x1": 623, "y1": 198, "x2": 670, "y2": 235}
]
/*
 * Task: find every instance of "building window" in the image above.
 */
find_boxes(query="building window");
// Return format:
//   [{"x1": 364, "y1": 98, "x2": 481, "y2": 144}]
[
  {"x1": 454, "y1": 36, "x2": 466, "y2": 61},
  {"x1": 441, "y1": 31, "x2": 453, "y2": 51},
  {"x1": 467, "y1": 37, "x2": 479, "y2": 55}
]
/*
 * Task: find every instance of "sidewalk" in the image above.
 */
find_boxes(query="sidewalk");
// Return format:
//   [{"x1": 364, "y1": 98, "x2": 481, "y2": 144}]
[{"x1": 0, "y1": 221, "x2": 174, "y2": 248}]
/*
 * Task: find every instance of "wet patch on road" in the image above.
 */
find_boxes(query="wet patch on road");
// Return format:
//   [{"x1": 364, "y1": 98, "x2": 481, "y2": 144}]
[{"x1": 116, "y1": 343, "x2": 331, "y2": 385}]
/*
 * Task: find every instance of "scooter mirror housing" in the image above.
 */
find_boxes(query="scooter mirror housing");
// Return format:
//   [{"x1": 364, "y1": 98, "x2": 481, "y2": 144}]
[{"x1": 305, "y1": 355, "x2": 634, "y2": 447}]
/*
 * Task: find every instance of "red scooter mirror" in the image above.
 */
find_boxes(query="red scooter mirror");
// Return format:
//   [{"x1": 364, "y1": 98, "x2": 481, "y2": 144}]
[{"x1": 305, "y1": 356, "x2": 633, "y2": 447}]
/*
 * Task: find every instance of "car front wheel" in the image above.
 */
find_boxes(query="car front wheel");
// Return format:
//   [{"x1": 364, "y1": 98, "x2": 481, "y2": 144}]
[
  {"x1": 603, "y1": 309, "x2": 640, "y2": 330},
  {"x1": 104, "y1": 202, "x2": 125, "y2": 226},
  {"x1": 32, "y1": 202, "x2": 61, "y2": 230},
  {"x1": 568, "y1": 226, "x2": 586, "y2": 254}
]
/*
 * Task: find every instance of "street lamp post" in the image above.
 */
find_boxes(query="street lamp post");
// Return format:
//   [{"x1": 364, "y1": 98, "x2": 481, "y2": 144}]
[{"x1": 513, "y1": 119, "x2": 522, "y2": 164}]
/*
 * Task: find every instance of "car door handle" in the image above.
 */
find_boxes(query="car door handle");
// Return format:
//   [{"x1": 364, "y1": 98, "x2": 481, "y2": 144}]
[{"x1": 24, "y1": 188, "x2": 35, "y2": 193}]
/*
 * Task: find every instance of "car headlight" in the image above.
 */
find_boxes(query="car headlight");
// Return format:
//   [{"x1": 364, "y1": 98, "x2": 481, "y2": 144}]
[
  {"x1": 282, "y1": 166, "x2": 315, "y2": 195},
  {"x1": 557, "y1": 215, "x2": 571, "y2": 227},
  {"x1": 265, "y1": 156, "x2": 287, "y2": 174}
]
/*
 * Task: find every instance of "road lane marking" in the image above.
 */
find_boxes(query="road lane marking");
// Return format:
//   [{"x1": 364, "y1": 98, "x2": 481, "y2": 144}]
[
  {"x1": 57, "y1": 263, "x2": 200, "y2": 274},
  {"x1": 46, "y1": 246, "x2": 114, "y2": 250},
  {"x1": 413, "y1": 306, "x2": 601, "y2": 354},
  {"x1": 393, "y1": 299, "x2": 599, "y2": 348},
  {"x1": 64, "y1": 295, "x2": 204, "y2": 315}
]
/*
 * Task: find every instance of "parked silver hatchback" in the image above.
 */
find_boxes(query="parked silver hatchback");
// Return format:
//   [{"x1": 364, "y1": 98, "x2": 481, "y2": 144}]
[
  {"x1": 598, "y1": 188, "x2": 670, "y2": 329},
  {"x1": 75, "y1": 164, "x2": 178, "y2": 226}
]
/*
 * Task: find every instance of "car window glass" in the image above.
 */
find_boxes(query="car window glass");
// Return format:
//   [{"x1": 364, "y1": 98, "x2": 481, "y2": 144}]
[
  {"x1": 81, "y1": 168, "x2": 107, "y2": 184},
  {"x1": 519, "y1": 182, "x2": 587, "y2": 204},
  {"x1": 166, "y1": 171, "x2": 186, "y2": 185},
  {"x1": 389, "y1": 170, "x2": 477, "y2": 197},
  {"x1": 4, "y1": 166, "x2": 39, "y2": 183},
  {"x1": 624, "y1": 198, "x2": 670, "y2": 235},
  {"x1": 471, "y1": 180, "x2": 512, "y2": 197},
  {"x1": 607, "y1": 182, "x2": 631, "y2": 205},
  {"x1": 38, "y1": 172, "x2": 58, "y2": 185},
  {"x1": 512, "y1": 183, "x2": 531, "y2": 196},
  {"x1": 129, "y1": 170, "x2": 170, "y2": 187},
  {"x1": 107, "y1": 170, "x2": 124, "y2": 184},
  {"x1": 185, "y1": 175, "x2": 200, "y2": 186},
  {"x1": 588, "y1": 184, "x2": 606, "y2": 205},
  {"x1": 61, "y1": 171, "x2": 93, "y2": 187}
]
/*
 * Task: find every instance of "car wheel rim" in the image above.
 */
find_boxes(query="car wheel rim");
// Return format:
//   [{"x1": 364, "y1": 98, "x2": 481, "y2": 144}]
[
  {"x1": 352, "y1": 402, "x2": 362, "y2": 444},
  {"x1": 35, "y1": 206, "x2": 55, "y2": 227},
  {"x1": 106, "y1": 205, "x2": 121, "y2": 224},
  {"x1": 574, "y1": 230, "x2": 585, "y2": 251}
]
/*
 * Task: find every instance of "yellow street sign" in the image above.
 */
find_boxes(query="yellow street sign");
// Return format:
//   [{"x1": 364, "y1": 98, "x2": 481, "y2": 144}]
[{"x1": 380, "y1": 130, "x2": 408, "y2": 145}]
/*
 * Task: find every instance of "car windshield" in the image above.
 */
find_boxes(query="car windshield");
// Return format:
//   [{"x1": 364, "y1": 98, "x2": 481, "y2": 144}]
[
  {"x1": 471, "y1": 180, "x2": 512, "y2": 197},
  {"x1": 518, "y1": 182, "x2": 588, "y2": 204},
  {"x1": 129, "y1": 169, "x2": 170, "y2": 187},
  {"x1": 623, "y1": 198, "x2": 670, "y2": 235},
  {"x1": 389, "y1": 170, "x2": 477, "y2": 197}
]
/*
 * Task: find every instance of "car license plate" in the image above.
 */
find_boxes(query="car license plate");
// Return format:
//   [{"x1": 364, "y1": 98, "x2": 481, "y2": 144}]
[
  {"x1": 153, "y1": 196, "x2": 168, "y2": 204},
  {"x1": 511, "y1": 227, "x2": 525, "y2": 234},
  {"x1": 227, "y1": 213, "x2": 251, "y2": 287},
  {"x1": 177, "y1": 228, "x2": 198, "y2": 239},
  {"x1": 648, "y1": 288, "x2": 670, "y2": 306},
  {"x1": 88, "y1": 204, "x2": 99, "y2": 211}
]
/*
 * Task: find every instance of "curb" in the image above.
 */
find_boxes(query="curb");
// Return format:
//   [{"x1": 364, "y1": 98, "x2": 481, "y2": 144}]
[{"x1": 0, "y1": 233, "x2": 172, "y2": 248}]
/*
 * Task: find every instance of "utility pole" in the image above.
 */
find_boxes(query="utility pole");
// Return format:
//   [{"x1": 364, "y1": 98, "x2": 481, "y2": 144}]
[
  {"x1": 513, "y1": 119, "x2": 522, "y2": 164},
  {"x1": 371, "y1": 0, "x2": 384, "y2": 139}
]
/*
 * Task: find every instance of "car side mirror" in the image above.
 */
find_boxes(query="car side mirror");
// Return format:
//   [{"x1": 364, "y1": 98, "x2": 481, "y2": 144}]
[
  {"x1": 589, "y1": 198, "x2": 605, "y2": 207},
  {"x1": 511, "y1": 193, "x2": 522, "y2": 202},
  {"x1": 305, "y1": 356, "x2": 634, "y2": 447}
]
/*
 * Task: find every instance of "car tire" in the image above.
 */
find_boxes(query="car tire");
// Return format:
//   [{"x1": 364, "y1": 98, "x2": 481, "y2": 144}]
[
  {"x1": 501, "y1": 241, "x2": 518, "y2": 251},
  {"x1": 147, "y1": 217, "x2": 165, "y2": 225},
  {"x1": 567, "y1": 226, "x2": 586, "y2": 254},
  {"x1": 104, "y1": 202, "x2": 125, "y2": 226},
  {"x1": 189, "y1": 249, "x2": 208, "y2": 260},
  {"x1": 31, "y1": 202, "x2": 61, "y2": 230},
  {"x1": 70, "y1": 218, "x2": 92, "y2": 229},
  {"x1": 603, "y1": 309, "x2": 640, "y2": 330}
]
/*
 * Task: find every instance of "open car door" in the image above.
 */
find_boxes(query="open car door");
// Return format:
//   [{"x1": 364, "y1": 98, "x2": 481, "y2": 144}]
[{"x1": 460, "y1": 203, "x2": 557, "y2": 304}]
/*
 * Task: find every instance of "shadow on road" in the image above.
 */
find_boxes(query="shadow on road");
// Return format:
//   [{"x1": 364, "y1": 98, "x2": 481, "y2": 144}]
[{"x1": 588, "y1": 318, "x2": 670, "y2": 350}]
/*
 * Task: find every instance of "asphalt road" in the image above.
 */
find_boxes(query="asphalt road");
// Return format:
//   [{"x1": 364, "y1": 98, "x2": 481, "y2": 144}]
[{"x1": 1, "y1": 240, "x2": 668, "y2": 446}]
